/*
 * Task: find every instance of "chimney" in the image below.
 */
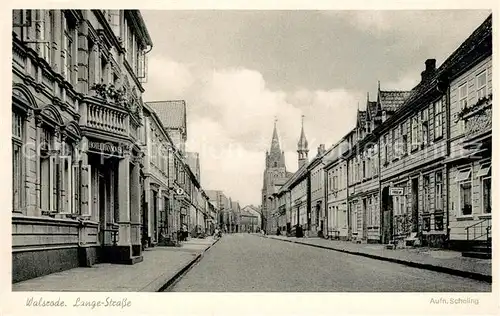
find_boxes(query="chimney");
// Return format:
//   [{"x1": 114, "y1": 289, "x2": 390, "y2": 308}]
[
  {"x1": 421, "y1": 59, "x2": 437, "y2": 82},
  {"x1": 317, "y1": 144, "x2": 326, "y2": 156}
]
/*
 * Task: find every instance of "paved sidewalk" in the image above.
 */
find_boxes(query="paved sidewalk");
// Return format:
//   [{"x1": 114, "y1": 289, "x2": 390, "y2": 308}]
[
  {"x1": 264, "y1": 235, "x2": 492, "y2": 283},
  {"x1": 12, "y1": 237, "x2": 219, "y2": 292}
]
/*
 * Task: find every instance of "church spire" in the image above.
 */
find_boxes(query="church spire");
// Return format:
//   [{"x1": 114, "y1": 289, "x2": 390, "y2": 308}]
[
  {"x1": 297, "y1": 115, "x2": 309, "y2": 169},
  {"x1": 270, "y1": 116, "x2": 281, "y2": 153}
]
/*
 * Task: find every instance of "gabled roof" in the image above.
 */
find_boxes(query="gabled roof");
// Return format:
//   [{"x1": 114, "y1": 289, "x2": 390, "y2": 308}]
[
  {"x1": 366, "y1": 101, "x2": 378, "y2": 121},
  {"x1": 357, "y1": 110, "x2": 367, "y2": 127},
  {"x1": 378, "y1": 90, "x2": 411, "y2": 113},
  {"x1": 146, "y1": 100, "x2": 187, "y2": 136}
]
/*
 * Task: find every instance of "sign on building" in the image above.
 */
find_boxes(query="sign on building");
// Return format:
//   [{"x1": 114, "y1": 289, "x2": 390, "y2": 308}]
[{"x1": 389, "y1": 187, "x2": 404, "y2": 196}]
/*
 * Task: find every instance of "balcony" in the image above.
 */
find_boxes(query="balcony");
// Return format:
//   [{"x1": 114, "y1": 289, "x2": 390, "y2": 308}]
[{"x1": 80, "y1": 83, "x2": 143, "y2": 141}]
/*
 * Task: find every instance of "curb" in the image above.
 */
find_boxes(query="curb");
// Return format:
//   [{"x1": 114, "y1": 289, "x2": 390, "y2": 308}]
[
  {"x1": 155, "y1": 237, "x2": 221, "y2": 292},
  {"x1": 261, "y1": 235, "x2": 492, "y2": 283}
]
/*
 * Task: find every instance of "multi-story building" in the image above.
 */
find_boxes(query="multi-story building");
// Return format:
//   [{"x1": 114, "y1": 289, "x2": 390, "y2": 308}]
[
  {"x1": 324, "y1": 137, "x2": 350, "y2": 240},
  {"x1": 348, "y1": 86, "x2": 409, "y2": 243},
  {"x1": 307, "y1": 144, "x2": 328, "y2": 236},
  {"x1": 445, "y1": 15, "x2": 492, "y2": 253},
  {"x1": 206, "y1": 190, "x2": 230, "y2": 231},
  {"x1": 242, "y1": 205, "x2": 262, "y2": 232},
  {"x1": 142, "y1": 103, "x2": 179, "y2": 246},
  {"x1": 12, "y1": 9, "x2": 153, "y2": 282},
  {"x1": 231, "y1": 201, "x2": 241, "y2": 233}
]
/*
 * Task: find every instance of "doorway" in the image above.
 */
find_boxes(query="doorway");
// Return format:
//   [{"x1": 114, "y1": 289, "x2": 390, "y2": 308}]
[
  {"x1": 411, "y1": 178, "x2": 419, "y2": 234},
  {"x1": 382, "y1": 187, "x2": 393, "y2": 244},
  {"x1": 98, "y1": 171, "x2": 106, "y2": 245},
  {"x1": 362, "y1": 198, "x2": 368, "y2": 239},
  {"x1": 151, "y1": 190, "x2": 158, "y2": 243}
]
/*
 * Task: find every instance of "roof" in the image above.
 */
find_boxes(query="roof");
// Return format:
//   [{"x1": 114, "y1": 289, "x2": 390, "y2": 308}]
[
  {"x1": 146, "y1": 100, "x2": 187, "y2": 134},
  {"x1": 357, "y1": 110, "x2": 367, "y2": 127},
  {"x1": 280, "y1": 161, "x2": 310, "y2": 193},
  {"x1": 366, "y1": 101, "x2": 378, "y2": 121},
  {"x1": 297, "y1": 116, "x2": 308, "y2": 150},
  {"x1": 378, "y1": 90, "x2": 411, "y2": 112}
]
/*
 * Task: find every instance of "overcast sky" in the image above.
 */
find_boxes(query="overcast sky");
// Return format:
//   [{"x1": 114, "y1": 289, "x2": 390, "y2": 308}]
[{"x1": 141, "y1": 10, "x2": 491, "y2": 207}]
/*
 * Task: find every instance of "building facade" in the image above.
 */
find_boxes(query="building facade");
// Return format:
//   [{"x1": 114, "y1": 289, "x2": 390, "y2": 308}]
[
  {"x1": 307, "y1": 144, "x2": 328, "y2": 236},
  {"x1": 324, "y1": 137, "x2": 349, "y2": 240},
  {"x1": 445, "y1": 17, "x2": 492, "y2": 251},
  {"x1": 12, "y1": 9, "x2": 153, "y2": 282}
]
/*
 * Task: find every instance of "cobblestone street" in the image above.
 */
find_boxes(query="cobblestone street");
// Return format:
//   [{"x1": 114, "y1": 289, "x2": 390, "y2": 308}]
[{"x1": 168, "y1": 234, "x2": 491, "y2": 292}]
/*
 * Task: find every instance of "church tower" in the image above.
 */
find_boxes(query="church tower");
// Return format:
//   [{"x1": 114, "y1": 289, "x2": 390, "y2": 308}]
[
  {"x1": 297, "y1": 115, "x2": 309, "y2": 169},
  {"x1": 262, "y1": 118, "x2": 287, "y2": 232}
]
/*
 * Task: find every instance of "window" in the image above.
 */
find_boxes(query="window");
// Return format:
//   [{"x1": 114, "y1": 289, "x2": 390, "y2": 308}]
[
  {"x1": 423, "y1": 175, "x2": 430, "y2": 213},
  {"x1": 62, "y1": 13, "x2": 76, "y2": 84},
  {"x1": 434, "y1": 99, "x2": 443, "y2": 140},
  {"x1": 366, "y1": 150, "x2": 371, "y2": 178},
  {"x1": 60, "y1": 155, "x2": 72, "y2": 214},
  {"x1": 411, "y1": 116, "x2": 419, "y2": 151},
  {"x1": 391, "y1": 129, "x2": 396, "y2": 159},
  {"x1": 383, "y1": 134, "x2": 388, "y2": 164},
  {"x1": 456, "y1": 168, "x2": 472, "y2": 216},
  {"x1": 435, "y1": 171, "x2": 443, "y2": 211},
  {"x1": 478, "y1": 163, "x2": 491, "y2": 214},
  {"x1": 423, "y1": 216, "x2": 431, "y2": 232},
  {"x1": 372, "y1": 145, "x2": 378, "y2": 175},
  {"x1": 422, "y1": 109, "x2": 429, "y2": 147},
  {"x1": 476, "y1": 71, "x2": 487, "y2": 100},
  {"x1": 401, "y1": 123, "x2": 408, "y2": 156},
  {"x1": 393, "y1": 190, "x2": 406, "y2": 216},
  {"x1": 362, "y1": 157, "x2": 366, "y2": 179},
  {"x1": 458, "y1": 82, "x2": 468, "y2": 109},
  {"x1": 12, "y1": 112, "x2": 24, "y2": 212},
  {"x1": 40, "y1": 126, "x2": 58, "y2": 212},
  {"x1": 434, "y1": 214, "x2": 444, "y2": 231}
]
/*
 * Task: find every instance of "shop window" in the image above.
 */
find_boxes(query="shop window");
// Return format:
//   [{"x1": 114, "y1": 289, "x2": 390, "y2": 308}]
[
  {"x1": 434, "y1": 213, "x2": 444, "y2": 231},
  {"x1": 456, "y1": 168, "x2": 472, "y2": 216},
  {"x1": 478, "y1": 163, "x2": 491, "y2": 214},
  {"x1": 423, "y1": 216, "x2": 431, "y2": 232},
  {"x1": 435, "y1": 171, "x2": 443, "y2": 211},
  {"x1": 423, "y1": 175, "x2": 430, "y2": 213}
]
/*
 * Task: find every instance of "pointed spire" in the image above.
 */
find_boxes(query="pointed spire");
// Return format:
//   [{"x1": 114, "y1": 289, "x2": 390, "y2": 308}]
[
  {"x1": 270, "y1": 117, "x2": 281, "y2": 153},
  {"x1": 298, "y1": 115, "x2": 308, "y2": 150}
]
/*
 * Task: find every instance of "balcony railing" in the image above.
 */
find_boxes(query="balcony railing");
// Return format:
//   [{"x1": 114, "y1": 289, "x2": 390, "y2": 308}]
[{"x1": 87, "y1": 103, "x2": 128, "y2": 136}]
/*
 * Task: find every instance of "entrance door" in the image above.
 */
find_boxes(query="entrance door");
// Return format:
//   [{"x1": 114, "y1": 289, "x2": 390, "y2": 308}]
[
  {"x1": 151, "y1": 190, "x2": 158, "y2": 242},
  {"x1": 411, "y1": 178, "x2": 419, "y2": 234},
  {"x1": 362, "y1": 198, "x2": 368, "y2": 239},
  {"x1": 98, "y1": 171, "x2": 106, "y2": 245},
  {"x1": 382, "y1": 187, "x2": 393, "y2": 244}
]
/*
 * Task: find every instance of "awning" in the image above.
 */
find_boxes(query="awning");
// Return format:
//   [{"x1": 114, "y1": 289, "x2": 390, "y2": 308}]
[
  {"x1": 477, "y1": 163, "x2": 491, "y2": 177},
  {"x1": 455, "y1": 168, "x2": 471, "y2": 182}
]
